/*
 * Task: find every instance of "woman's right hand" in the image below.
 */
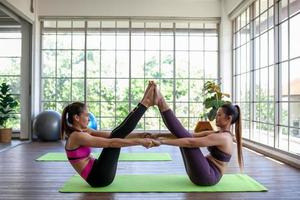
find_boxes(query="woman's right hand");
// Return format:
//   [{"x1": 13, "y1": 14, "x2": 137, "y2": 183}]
[
  {"x1": 151, "y1": 139, "x2": 161, "y2": 147},
  {"x1": 140, "y1": 138, "x2": 160, "y2": 148}
]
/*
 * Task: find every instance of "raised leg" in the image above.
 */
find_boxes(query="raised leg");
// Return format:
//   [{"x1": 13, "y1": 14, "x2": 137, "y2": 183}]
[
  {"x1": 86, "y1": 82, "x2": 155, "y2": 187},
  {"x1": 155, "y1": 84, "x2": 221, "y2": 185}
]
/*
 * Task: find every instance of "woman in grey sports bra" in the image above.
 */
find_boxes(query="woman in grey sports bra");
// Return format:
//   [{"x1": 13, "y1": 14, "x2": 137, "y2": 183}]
[{"x1": 151, "y1": 83, "x2": 243, "y2": 186}]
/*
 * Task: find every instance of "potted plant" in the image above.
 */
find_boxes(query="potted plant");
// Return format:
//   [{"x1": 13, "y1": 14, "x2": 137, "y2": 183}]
[
  {"x1": 194, "y1": 81, "x2": 231, "y2": 132},
  {"x1": 0, "y1": 83, "x2": 18, "y2": 143}
]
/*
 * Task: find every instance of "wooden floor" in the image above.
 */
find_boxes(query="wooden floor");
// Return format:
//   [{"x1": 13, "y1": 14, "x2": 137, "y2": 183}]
[{"x1": 0, "y1": 141, "x2": 299, "y2": 200}]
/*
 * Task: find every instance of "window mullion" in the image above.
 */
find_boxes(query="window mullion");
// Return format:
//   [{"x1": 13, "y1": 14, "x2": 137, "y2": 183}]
[{"x1": 84, "y1": 20, "x2": 87, "y2": 103}]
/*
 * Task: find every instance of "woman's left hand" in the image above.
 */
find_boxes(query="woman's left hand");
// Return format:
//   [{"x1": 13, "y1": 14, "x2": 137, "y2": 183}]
[{"x1": 150, "y1": 139, "x2": 161, "y2": 147}]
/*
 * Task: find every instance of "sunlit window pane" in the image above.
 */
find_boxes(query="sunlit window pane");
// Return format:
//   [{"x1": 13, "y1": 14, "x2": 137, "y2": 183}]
[
  {"x1": 73, "y1": 33, "x2": 85, "y2": 49},
  {"x1": 72, "y1": 79, "x2": 84, "y2": 101},
  {"x1": 190, "y1": 34, "x2": 203, "y2": 50},
  {"x1": 57, "y1": 79, "x2": 71, "y2": 101},
  {"x1": 41, "y1": 19, "x2": 218, "y2": 132},
  {"x1": 57, "y1": 51, "x2": 71, "y2": 77},
  {"x1": 86, "y1": 79, "x2": 101, "y2": 101},
  {"x1": 279, "y1": 22, "x2": 288, "y2": 61},
  {"x1": 87, "y1": 35, "x2": 100, "y2": 49},
  {"x1": 101, "y1": 33, "x2": 115, "y2": 50},
  {"x1": 290, "y1": 58, "x2": 300, "y2": 98},
  {"x1": 57, "y1": 33, "x2": 71, "y2": 49},
  {"x1": 175, "y1": 52, "x2": 188, "y2": 78},
  {"x1": 260, "y1": 33, "x2": 268, "y2": 67},
  {"x1": 0, "y1": 38, "x2": 21, "y2": 56},
  {"x1": 145, "y1": 51, "x2": 159, "y2": 78},
  {"x1": 72, "y1": 51, "x2": 84, "y2": 78},
  {"x1": 161, "y1": 52, "x2": 173, "y2": 78},
  {"x1": 42, "y1": 34, "x2": 56, "y2": 49},
  {"x1": 42, "y1": 51, "x2": 56, "y2": 77},
  {"x1": 233, "y1": 0, "x2": 300, "y2": 156},
  {"x1": 205, "y1": 52, "x2": 218, "y2": 78},
  {"x1": 279, "y1": 0, "x2": 288, "y2": 22},
  {"x1": 289, "y1": 14, "x2": 300, "y2": 59},
  {"x1": 280, "y1": 62, "x2": 289, "y2": 99},
  {"x1": 190, "y1": 52, "x2": 204, "y2": 78},
  {"x1": 131, "y1": 51, "x2": 144, "y2": 78},
  {"x1": 101, "y1": 51, "x2": 115, "y2": 77},
  {"x1": 86, "y1": 50, "x2": 100, "y2": 77},
  {"x1": 116, "y1": 51, "x2": 129, "y2": 78}
]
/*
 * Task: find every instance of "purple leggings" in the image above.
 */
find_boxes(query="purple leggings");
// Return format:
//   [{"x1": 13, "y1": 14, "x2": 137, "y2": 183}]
[{"x1": 161, "y1": 109, "x2": 221, "y2": 186}]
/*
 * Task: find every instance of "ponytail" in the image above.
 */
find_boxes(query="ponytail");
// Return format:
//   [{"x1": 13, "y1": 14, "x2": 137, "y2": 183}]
[
  {"x1": 61, "y1": 105, "x2": 69, "y2": 140},
  {"x1": 221, "y1": 103, "x2": 244, "y2": 171},
  {"x1": 234, "y1": 105, "x2": 244, "y2": 171}
]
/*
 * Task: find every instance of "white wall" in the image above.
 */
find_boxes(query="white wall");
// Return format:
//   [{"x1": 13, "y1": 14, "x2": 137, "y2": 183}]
[
  {"x1": 219, "y1": 0, "x2": 245, "y2": 98},
  {"x1": 222, "y1": 0, "x2": 243, "y2": 15},
  {"x1": 219, "y1": 0, "x2": 232, "y2": 97},
  {"x1": 1, "y1": 0, "x2": 35, "y2": 22},
  {"x1": 35, "y1": 0, "x2": 240, "y2": 109},
  {"x1": 0, "y1": 0, "x2": 37, "y2": 138},
  {"x1": 32, "y1": 0, "x2": 40, "y2": 126},
  {"x1": 37, "y1": 0, "x2": 221, "y2": 17}
]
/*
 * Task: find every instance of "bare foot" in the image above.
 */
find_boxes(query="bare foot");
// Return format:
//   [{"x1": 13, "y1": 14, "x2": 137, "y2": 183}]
[
  {"x1": 153, "y1": 83, "x2": 169, "y2": 112},
  {"x1": 141, "y1": 81, "x2": 152, "y2": 103},
  {"x1": 140, "y1": 83, "x2": 155, "y2": 108},
  {"x1": 153, "y1": 83, "x2": 163, "y2": 105}
]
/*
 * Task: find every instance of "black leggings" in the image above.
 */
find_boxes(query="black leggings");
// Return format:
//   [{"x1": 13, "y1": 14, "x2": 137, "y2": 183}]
[{"x1": 86, "y1": 103, "x2": 147, "y2": 187}]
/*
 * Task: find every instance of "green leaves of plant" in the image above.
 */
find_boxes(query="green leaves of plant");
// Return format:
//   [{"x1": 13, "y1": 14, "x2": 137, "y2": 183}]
[
  {"x1": 0, "y1": 83, "x2": 19, "y2": 128},
  {"x1": 202, "y1": 81, "x2": 231, "y2": 121},
  {"x1": 207, "y1": 109, "x2": 217, "y2": 121},
  {"x1": 203, "y1": 98, "x2": 227, "y2": 109}
]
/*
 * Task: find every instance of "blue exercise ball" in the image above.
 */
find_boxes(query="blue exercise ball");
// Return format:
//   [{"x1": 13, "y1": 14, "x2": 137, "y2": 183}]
[
  {"x1": 88, "y1": 112, "x2": 98, "y2": 130},
  {"x1": 33, "y1": 110, "x2": 61, "y2": 141}
]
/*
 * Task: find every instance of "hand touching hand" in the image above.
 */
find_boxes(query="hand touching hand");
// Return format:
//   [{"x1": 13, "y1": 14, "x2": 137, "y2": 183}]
[
  {"x1": 140, "y1": 138, "x2": 161, "y2": 148},
  {"x1": 150, "y1": 139, "x2": 161, "y2": 147},
  {"x1": 140, "y1": 138, "x2": 153, "y2": 148}
]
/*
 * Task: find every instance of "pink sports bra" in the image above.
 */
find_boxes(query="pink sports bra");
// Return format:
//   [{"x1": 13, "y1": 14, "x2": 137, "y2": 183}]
[{"x1": 65, "y1": 145, "x2": 95, "y2": 180}]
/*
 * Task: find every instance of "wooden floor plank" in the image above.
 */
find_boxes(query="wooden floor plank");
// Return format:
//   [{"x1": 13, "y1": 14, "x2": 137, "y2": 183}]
[{"x1": 0, "y1": 141, "x2": 299, "y2": 200}]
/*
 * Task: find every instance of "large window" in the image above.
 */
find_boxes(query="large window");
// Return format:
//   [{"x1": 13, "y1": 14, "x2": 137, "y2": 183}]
[
  {"x1": 233, "y1": 0, "x2": 300, "y2": 155},
  {"x1": 41, "y1": 18, "x2": 219, "y2": 131},
  {"x1": 0, "y1": 29, "x2": 21, "y2": 130}
]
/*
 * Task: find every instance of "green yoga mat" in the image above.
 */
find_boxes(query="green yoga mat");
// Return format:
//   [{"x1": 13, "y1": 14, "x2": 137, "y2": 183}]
[
  {"x1": 59, "y1": 174, "x2": 267, "y2": 193},
  {"x1": 36, "y1": 152, "x2": 172, "y2": 161}
]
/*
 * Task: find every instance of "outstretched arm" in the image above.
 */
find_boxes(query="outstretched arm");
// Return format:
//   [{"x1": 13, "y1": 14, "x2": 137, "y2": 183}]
[
  {"x1": 83, "y1": 129, "x2": 153, "y2": 139},
  {"x1": 159, "y1": 133, "x2": 226, "y2": 148},
  {"x1": 150, "y1": 131, "x2": 215, "y2": 139},
  {"x1": 125, "y1": 132, "x2": 152, "y2": 139},
  {"x1": 151, "y1": 133, "x2": 177, "y2": 139},
  {"x1": 90, "y1": 131, "x2": 111, "y2": 138},
  {"x1": 72, "y1": 131, "x2": 158, "y2": 148},
  {"x1": 126, "y1": 131, "x2": 177, "y2": 139},
  {"x1": 84, "y1": 129, "x2": 153, "y2": 139},
  {"x1": 83, "y1": 128, "x2": 111, "y2": 138},
  {"x1": 193, "y1": 130, "x2": 217, "y2": 138}
]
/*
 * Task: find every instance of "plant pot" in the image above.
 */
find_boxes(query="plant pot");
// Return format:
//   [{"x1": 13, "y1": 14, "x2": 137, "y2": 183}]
[
  {"x1": 194, "y1": 121, "x2": 216, "y2": 133},
  {"x1": 0, "y1": 128, "x2": 12, "y2": 143}
]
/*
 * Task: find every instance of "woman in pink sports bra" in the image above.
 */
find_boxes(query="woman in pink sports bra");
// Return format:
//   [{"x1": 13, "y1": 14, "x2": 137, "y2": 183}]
[{"x1": 61, "y1": 82, "x2": 159, "y2": 187}]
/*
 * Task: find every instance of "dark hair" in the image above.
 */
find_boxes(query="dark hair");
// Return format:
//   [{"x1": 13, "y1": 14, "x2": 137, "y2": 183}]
[
  {"x1": 221, "y1": 104, "x2": 243, "y2": 171},
  {"x1": 61, "y1": 102, "x2": 87, "y2": 140}
]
